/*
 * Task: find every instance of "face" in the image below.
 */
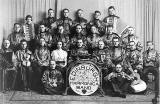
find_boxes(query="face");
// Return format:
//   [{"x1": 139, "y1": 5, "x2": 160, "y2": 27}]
[
  {"x1": 76, "y1": 25, "x2": 82, "y2": 33},
  {"x1": 77, "y1": 39, "x2": 83, "y2": 48},
  {"x1": 108, "y1": 8, "x2": 115, "y2": 16},
  {"x1": 129, "y1": 41, "x2": 136, "y2": 50},
  {"x1": 63, "y1": 9, "x2": 69, "y2": 18},
  {"x1": 58, "y1": 26, "x2": 64, "y2": 34},
  {"x1": 57, "y1": 42, "x2": 62, "y2": 49},
  {"x1": 3, "y1": 40, "x2": 10, "y2": 49},
  {"x1": 128, "y1": 27, "x2": 134, "y2": 35},
  {"x1": 21, "y1": 42, "x2": 27, "y2": 50},
  {"x1": 26, "y1": 17, "x2": 32, "y2": 24},
  {"x1": 107, "y1": 27, "x2": 113, "y2": 34},
  {"x1": 48, "y1": 10, "x2": 54, "y2": 17},
  {"x1": 14, "y1": 24, "x2": 21, "y2": 32},
  {"x1": 91, "y1": 26, "x2": 97, "y2": 34},
  {"x1": 77, "y1": 10, "x2": 83, "y2": 18},
  {"x1": 39, "y1": 38, "x2": 46, "y2": 46},
  {"x1": 98, "y1": 41, "x2": 105, "y2": 49},
  {"x1": 116, "y1": 64, "x2": 122, "y2": 73},
  {"x1": 147, "y1": 42, "x2": 154, "y2": 50},
  {"x1": 50, "y1": 61, "x2": 56, "y2": 69},
  {"x1": 94, "y1": 12, "x2": 101, "y2": 20},
  {"x1": 113, "y1": 38, "x2": 120, "y2": 46},
  {"x1": 39, "y1": 25, "x2": 46, "y2": 32}
]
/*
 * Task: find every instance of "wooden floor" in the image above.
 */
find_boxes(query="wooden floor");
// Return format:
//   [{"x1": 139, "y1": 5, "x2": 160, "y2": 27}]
[{"x1": 0, "y1": 91, "x2": 156, "y2": 104}]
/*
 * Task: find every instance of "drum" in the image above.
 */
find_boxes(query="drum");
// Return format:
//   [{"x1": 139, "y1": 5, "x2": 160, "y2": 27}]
[{"x1": 68, "y1": 60, "x2": 101, "y2": 95}]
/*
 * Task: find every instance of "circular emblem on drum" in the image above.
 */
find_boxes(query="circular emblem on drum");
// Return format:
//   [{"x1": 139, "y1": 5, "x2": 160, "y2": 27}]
[{"x1": 69, "y1": 63, "x2": 100, "y2": 95}]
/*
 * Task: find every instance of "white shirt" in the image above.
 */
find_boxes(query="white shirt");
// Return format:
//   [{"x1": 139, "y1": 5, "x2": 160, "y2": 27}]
[{"x1": 51, "y1": 49, "x2": 67, "y2": 62}]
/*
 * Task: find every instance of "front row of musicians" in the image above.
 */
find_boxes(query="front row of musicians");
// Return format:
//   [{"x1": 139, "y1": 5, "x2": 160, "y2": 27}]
[{"x1": 0, "y1": 37, "x2": 159, "y2": 98}]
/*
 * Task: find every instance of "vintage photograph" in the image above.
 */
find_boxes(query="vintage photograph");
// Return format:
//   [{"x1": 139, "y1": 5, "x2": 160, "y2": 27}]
[{"x1": 0, "y1": 0, "x2": 159, "y2": 104}]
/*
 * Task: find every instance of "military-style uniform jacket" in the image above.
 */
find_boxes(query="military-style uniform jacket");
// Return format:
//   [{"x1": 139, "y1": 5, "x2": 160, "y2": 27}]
[
  {"x1": 87, "y1": 19, "x2": 105, "y2": 36},
  {"x1": 41, "y1": 67, "x2": 64, "y2": 94},
  {"x1": 103, "y1": 15, "x2": 120, "y2": 32},
  {"x1": 143, "y1": 49, "x2": 159, "y2": 68},
  {"x1": 36, "y1": 32, "x2": 52, "y2": 47},
  {"x1": 22, "y1": 23, "x2": 35, "y2": 41},
  {"x1": 34, "y1": 46, "x2": 50, "y2": 66},
  {"x1": 56, "y1": 17, "x2": 73, "y2": 34},
  {"x1": 102, "y1": 32, "x2": 119, "y2": 47},
  {"x1": 42, "y1": 17, "x2": 56, "y2": 29},
  {"x1": 122, "y1": 34, "x2": 143, "y2": 51},
  {"x1": 71, "y1": 32, "x2": 87, "y2": 46}
]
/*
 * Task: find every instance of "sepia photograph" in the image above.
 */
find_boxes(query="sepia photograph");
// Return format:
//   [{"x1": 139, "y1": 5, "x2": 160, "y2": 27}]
[{"x1": 0, "y1": 0, "x2": 159, "y2": 104}]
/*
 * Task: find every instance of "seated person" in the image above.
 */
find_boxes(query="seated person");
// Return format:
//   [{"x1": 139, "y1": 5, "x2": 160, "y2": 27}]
[
  {"x1": 8, "y1": 23, "x2": 24, "y2": 52},
  {"x1": 15, "y1": 39, "x2": 33, "y2": 91},
  {"x1": 104, "y1": 63, "x2": 133, "y2": 98},
  {"x1": 0, "y1": 40, "x2": 17, "y2": 91},
  {"x1": 41, "y1": 60, "x2": 64, "y2": 94},
  {"x1": 143, "y1": 41, "x2": 159, "y2": 94},
  {"x1": 92, "y1": 40, "x2": 114, "y2": 75},
  {"x1": 129, "y1": 70, "x2": 147, "y2": 93},
  {"x1": 70, "y1": 39, "x2": 90, "y2": 61}
]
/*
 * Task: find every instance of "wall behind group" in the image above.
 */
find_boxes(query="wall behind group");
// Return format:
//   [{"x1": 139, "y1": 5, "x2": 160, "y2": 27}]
[{"x1": 0, "y1": 0, "x2": 160, "y2": 52}]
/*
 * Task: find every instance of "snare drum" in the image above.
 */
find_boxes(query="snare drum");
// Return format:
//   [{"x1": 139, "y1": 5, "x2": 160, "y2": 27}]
[{"x1": 68, "y1": 60, "x2": 101, "y2": 95}]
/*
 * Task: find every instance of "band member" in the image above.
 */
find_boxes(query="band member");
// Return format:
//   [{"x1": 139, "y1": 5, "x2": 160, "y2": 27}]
[
  {"x1": 92, "y1": 40, "x2": 113, "y2": 75},
  {"x1": 42, "y1": 8, "x2": 56, "y2": 29},
  {"x1": 102, "y1": 25, "x2": 119, "y2": 47},
  {"x1": 51, "y1": 41, "x2": 68, "y2": 68},
  {"x1": 87, "y1": 25, "x2": 102, "y2": 53},
  {"x1": 73, "y1": 9, "x2": 88, "y2": 35},
  {"x1": 87, "y1": 11, "x2": 105, "y2": 36},
  {"x1": 41, "y1": 60, "x2": 64, "y2": 94},
  {"x1": 8, "y1": 23, "x2": 24, "y2": 52},
  {"x1": 103, "y1": 6, "x2": 120, "y2": 32},
  {"x1": 36, "y1": 24, "x2": 52, "y2": 48},
  {"x1": 122, "y1": 27, "x2": 143, "y2": 52},
  {"x1": 104, "y1": 63, "x2": 133, "y2": 98},
  {"x1": 0, "y1": 40, "x2": 17, "y2": 91},
  {"x1": 125, "y1": 41, "x2": 143, "y2": 76},
  {"x1": 15, "y1": 39, "x2": 33, "y2": 91},
  {"x1": 71, "y1": 24, "x2": 87, "y2": 47},
  {"x1": 143, "y1": 41, "x2": 159, "y2": 94},
  {"x1": 70, "y1": 39, "x2": 90, "y2": 61},
  {"x1": 52, "y1": 25, "x2": 70, "y2": 51},
  {"x1": 56, "y1": 8, "x2": 73, "y2": 35}
]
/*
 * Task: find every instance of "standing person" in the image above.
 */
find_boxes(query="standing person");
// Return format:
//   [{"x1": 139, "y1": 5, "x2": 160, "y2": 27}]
[
  {"x1": 56, "y1": 8, "x2": 73, "y2": 35},
  {"x1": 143, "y1": 41, "x2": 159, "y2": 95},
  {"x1": 104, "y1": 63, "x2": 133, "y2": 98},
  {"x1": 15, "y1": 39, "x2": 33, "y2": 91},
  {"x1": 22, "y1": 15, "x2": 36, "y2": 52},
  {"x1": 103, "y1": 6, "x2": 120, "y2": 32},
  {"x1": 87, "y1": 11, "x2": 105, "y2": 36},
  {"x1": 41, "y1": 60, "x2": 64, "y2": 94},
  {"x1": 8, "y1": 23, "x2": 24, "y2": 52},
  {"x1": 0, "y1": 40, "x2": 17, "y2": 92},
  {"x1": 42, "y1": 8, "x2": 56, "y2": 30}
]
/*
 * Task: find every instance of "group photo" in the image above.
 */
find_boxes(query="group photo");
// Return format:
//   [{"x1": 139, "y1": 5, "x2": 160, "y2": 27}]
[{"x1": 0, "y1": 0, "x2": 159, "y2": 104}]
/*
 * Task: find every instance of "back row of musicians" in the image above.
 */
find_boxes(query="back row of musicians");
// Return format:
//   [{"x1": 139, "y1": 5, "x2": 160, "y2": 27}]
[{"x1": 1, "y1": 6, "x2": 159, "y2": 98}]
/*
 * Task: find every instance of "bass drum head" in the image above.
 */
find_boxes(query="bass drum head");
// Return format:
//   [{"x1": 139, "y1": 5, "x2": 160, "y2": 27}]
[{"x1": 69, "y1": 62, "x2": 100, "y2": 95}]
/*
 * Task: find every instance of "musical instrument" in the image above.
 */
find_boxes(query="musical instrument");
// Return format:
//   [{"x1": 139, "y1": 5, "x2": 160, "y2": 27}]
[{"x1": 67, "y1": 60, "x2": 102, "y2": 95}]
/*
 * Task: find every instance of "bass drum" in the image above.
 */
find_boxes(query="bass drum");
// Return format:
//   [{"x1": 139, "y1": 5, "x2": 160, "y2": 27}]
[{"x1": 68, "y1": 60, "x2": 101, "y2": 95}]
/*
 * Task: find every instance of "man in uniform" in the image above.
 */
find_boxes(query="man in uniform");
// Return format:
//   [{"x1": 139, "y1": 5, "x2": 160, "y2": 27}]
[
  {"x1": 103, "y1": 6, "x2": 120, "y2": 32},
  {"x1": 0, "y1": 40, "x2": 17, "y2": 92},
  {"x1": 87, "y1": 11, "x2": 105, "y2": 36},
  {"x1": 56, "y1": 8, "x2": 73, "y2": 35},
  {"x1": 42, "y1": 8, "x2": 56, "y2": 30}
]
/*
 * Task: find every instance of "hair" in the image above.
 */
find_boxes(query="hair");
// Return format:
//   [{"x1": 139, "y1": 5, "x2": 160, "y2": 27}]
[
  {"x1": 107, "y1": 25, "x2": 113, "y2": 28},
  {"x1": 95, "y1": 10, "x2": 101, "y2": 15},
  {"x1": 49, "y1": 60, "x2": 56, "y2": 64},
  {"x1": 129, "y1": 41, "x2": 136, "y2": 45},
  {"x1": 14, "y1": 23, "x2": 21, "y2": 27},
  {"x1": 147, "y1": 41, "x2": 154, "y2": 45},
  {"x1": 77, "y1": 9, "x2": 83, "y2": 13},
  {"x1": 20, "y1": 39, "x2": 27, "y2": 44},
  {"x1": 63, "y1": 8, "x2": 69, "y2": 12},
  {"x1": 25, "y1": 15, "x2": 32, "y2": 21},
  {"x1": 108, "y1": 6, "x2": 115, "y2": 10},
  {"x1": 98, "y1": 40, "x2": 104, "y2": 44},
  {"x1": 76, "y1": 24, "x2": 82, "y2": 28},
  {"x1": 57, "y1": 24, "x2": 64, "y2": 29},
  {"x1": 48, "y1": 8, "x2": 54, "y2": 13}
]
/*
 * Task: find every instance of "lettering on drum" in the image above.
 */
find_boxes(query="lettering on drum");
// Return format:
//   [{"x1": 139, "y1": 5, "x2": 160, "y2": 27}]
[{"x1": 69, "y1": 63, "x2": 100, "y2": 95}]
